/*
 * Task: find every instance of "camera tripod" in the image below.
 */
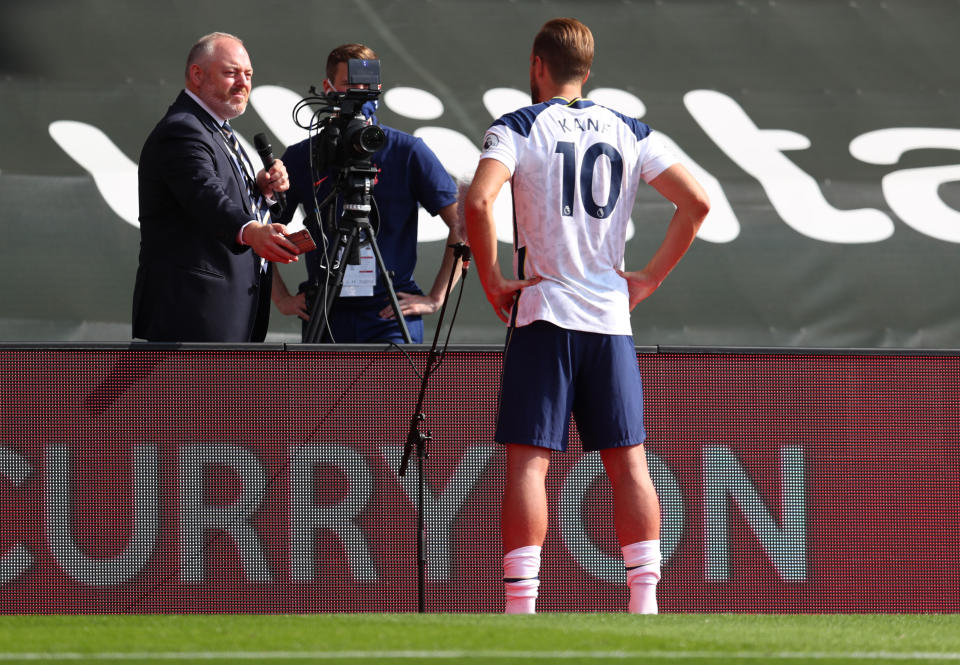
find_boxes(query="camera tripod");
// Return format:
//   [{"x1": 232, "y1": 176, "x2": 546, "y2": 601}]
[{"x1": 302, "y1": 163, "x2": 411, "y2": 344}]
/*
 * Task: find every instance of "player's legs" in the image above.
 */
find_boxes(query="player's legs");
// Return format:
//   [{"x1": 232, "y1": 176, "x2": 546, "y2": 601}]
[
  {"x1": 573, "y1": 331, "x2": 660, "y2": 613},
  {"x1": 599, "y1": 444, "x2": 660, "y2": 545},
  {"x1": 600, "y1": 444, "x2": 662, "y2": 614},
  {"x1": 502, "y1": 443, "x2": 552, "y2": 552},
  {"x1": 494, "y1": 322, "x2": 575, "y2": 613},
  {"x1": 501, "y1": 442, "x2": 550, "y2": 614}
]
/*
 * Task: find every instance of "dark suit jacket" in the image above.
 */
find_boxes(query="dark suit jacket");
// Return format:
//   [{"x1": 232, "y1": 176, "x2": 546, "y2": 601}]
[{"x1": 133, "y1": 91, "x2": 272, "y2": 342}]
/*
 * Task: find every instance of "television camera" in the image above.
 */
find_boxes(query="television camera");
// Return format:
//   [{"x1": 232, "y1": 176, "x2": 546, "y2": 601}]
[{"x1": 292, "y1": 59, "x2": 412, "y2": 343}]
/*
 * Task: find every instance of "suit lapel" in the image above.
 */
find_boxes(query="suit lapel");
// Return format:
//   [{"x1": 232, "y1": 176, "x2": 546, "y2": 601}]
[{"x1": 175, "y1": 92, "x2": 254, "y2": 216}]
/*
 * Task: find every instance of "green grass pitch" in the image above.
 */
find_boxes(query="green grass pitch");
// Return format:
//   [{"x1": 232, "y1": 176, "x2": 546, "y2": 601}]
[{"x1": 0, "y1": 614, "x2": 958, "y2": 664}]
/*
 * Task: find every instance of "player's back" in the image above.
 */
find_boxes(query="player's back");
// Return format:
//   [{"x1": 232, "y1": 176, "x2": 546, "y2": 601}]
[{"x1": 481, "y1": 97, "x2": 676, "y2": 335}]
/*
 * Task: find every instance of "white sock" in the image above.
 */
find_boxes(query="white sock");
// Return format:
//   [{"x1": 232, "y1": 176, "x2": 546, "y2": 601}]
[
  {"x1": 622, "y1": 540, "x2": 661, "y2": 614},
  {"x1": 503, "y1": 545, "x2": 541, "y2": 614}
]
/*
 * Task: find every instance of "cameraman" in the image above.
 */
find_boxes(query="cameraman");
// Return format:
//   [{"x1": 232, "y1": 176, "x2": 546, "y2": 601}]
[{"x1": 272, "y1": 43, "x2": 462, "y2": 343}]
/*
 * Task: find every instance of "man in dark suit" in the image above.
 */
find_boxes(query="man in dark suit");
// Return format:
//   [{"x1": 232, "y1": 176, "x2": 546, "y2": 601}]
[{"x1": 134, "y1": 32, "x2": 301, "y2": 342}]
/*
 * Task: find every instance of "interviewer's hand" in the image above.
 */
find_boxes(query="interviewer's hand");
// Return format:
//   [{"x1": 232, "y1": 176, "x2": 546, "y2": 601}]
[
  {"x1": 256, "y1": 159, "x2": 289, "y2": 199},
  {"x1": 243, "y1": 222, "x2": 300, "y2": 263},
  {"x1": 615, "y1": 268, "x2": 661, "y2": 311}
]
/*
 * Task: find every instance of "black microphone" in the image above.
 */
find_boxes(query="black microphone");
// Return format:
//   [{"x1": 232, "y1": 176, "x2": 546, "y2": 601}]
[{"x1": 253, "y1": 133, "x2": 286, "y2": 217}]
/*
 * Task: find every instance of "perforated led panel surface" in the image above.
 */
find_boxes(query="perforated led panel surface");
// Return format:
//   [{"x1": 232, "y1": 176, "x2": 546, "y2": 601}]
[{"x1": 1, "y1": 347, "x2": 957, "y2": 613}]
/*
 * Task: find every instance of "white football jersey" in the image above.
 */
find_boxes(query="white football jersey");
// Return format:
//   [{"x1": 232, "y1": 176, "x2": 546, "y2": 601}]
[{"x1": 480, "y1": 97, "x2": 677, "y2": 335}]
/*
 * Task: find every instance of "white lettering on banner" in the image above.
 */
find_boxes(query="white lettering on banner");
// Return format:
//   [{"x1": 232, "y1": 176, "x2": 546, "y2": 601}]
[
  {"x1": 383, "y1": 87, "x2": 445, "y2": 121},
  {"x1": 290, "y1": 444, "x2": 376, "y2": 583},
  {"x1": 703, "y1": 445, "x2": 806, "y2": 582},
  {"x1": 684, "y1": 90, "x2": 895, "y2": 244},
  {"x1": 0, "y1": 442, "x2": 806, "y2": 588},
  {"x1": 179, "y1": 444, "x2": 273, "y2": 584},
  {"x1": 47, "y1": 85, "x2": 960, "y2": 245},
  {"x1": 850, "y1": 128, "x2": 960, "y2": 243},
  {"x1": 380, "y1": 444, "x2": 497, "y2": 582},
  {"x1": 249, "y1": 84, "x2": 312, "y2": 148},
  {"x1": 45, "y1": 443, "x2": 158, "y2": 587},
  {"x1": 0, "y1": 447, "x2": 35, "y2": 584},
  {"x1": 654, "y1": 132, "x2": 741, "y2": 243},
  {"x1": 48, "y1": 121, "x2": 140, "y2": 226}
]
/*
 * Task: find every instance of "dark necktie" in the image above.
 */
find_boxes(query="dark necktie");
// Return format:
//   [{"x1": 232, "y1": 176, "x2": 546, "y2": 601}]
[
  {"x1": 219, "y1": 122, "x2": 270, "y2": 224},
  {"x1": 221, "y1": 122, "x2": 269, "y2": 273}
]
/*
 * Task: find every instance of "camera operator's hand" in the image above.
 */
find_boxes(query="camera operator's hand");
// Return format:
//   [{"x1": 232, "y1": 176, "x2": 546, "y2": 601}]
[
  {"x1": 256, "y1": 159, "x2": 289, "y2": 199},
  {"x1": 275, "y1": 291, "x2": 309, "y2": 320},
  {"x1": 242, "y1": 222, "x2": 300, "y2": 264},
  {"x1": 378, "y1": 292, "x2": 442, "y2": 319},
  {"x1": 271, "y1": 270, "x2": 310, "y2": 320}
]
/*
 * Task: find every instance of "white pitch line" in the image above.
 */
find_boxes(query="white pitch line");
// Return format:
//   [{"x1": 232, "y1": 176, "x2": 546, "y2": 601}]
[{"x1": 1, "y1": 651, "x2": 960, "y2": 662}]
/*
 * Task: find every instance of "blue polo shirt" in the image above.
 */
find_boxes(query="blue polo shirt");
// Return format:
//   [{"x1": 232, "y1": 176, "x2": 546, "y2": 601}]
[{"x1": 279, "y1": 120, "x2": 457, "y2": 302}]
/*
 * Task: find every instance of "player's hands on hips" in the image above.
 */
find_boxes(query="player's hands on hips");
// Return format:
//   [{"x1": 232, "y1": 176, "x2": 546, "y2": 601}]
[
  {"x1": 243, "y1": 222, "x2": 301, "y2": 264},
  {"x1": 616, "y1": 268, "x2": 661, "y2": 311},
  {"x1": 484, "y1": 274, "x2": 542, "y2": 323},
  {"x1": 378, "y1": 292, "x2": 440, "y2": 320}
]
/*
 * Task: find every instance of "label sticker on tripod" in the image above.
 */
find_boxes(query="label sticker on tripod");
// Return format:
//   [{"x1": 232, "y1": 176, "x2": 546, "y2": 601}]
[{"x1": 340, "y1": 248, "x2": 376, "y2": 297}]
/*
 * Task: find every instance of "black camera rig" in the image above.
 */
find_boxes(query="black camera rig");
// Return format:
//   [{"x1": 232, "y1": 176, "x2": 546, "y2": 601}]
[{"x1": 292, "y1": 59, "x2": 412, "y2": 344}]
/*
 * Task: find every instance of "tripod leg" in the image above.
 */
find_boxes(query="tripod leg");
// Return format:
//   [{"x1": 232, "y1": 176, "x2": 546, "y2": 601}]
[
  {"x1": 360, "y1": 220, "x2": 412, "y2": 343},
  {"x1": 303, "y1": 226, "x2": 360, "y2": 344},
  {"x1": 303, "y1": 281, "x2": 327, "y2": 343}
]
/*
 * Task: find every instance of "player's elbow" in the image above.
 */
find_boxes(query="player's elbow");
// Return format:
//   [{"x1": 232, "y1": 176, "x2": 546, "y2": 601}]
[
  {"x1": 693, "y1": 190, "x2": 711, "y2": 219},
  {"x1": 685, "y1": 191, "x2": 711, "y2": 229},
  {"x1": 463, "y1": 190, "x2": 493, "y2": 227}
]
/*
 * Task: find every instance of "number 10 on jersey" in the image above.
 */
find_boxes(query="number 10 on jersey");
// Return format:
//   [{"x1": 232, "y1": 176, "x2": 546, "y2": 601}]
[{"x1": 555, "y1": 141, "x2": 624, "y2": 220}]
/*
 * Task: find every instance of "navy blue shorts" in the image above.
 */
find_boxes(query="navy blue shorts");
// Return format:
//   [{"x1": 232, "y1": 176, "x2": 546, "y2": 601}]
[{"x1": 494, "y1": 320, "x2": 646, "y2": 452}]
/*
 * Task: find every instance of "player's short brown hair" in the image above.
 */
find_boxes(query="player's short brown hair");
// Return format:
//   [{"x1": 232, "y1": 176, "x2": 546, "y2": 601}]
[
  {"x1": 325, "y1": 43, "x2": 379, "y2": 81},
  {"x1": 532, "y1": 18, "x2": 594, "y2": 84}
]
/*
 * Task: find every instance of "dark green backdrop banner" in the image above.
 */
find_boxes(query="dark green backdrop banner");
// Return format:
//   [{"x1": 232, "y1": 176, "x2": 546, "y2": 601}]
[{"x1": 1, "y1": 1, "x2": 959, "y2": 346}]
